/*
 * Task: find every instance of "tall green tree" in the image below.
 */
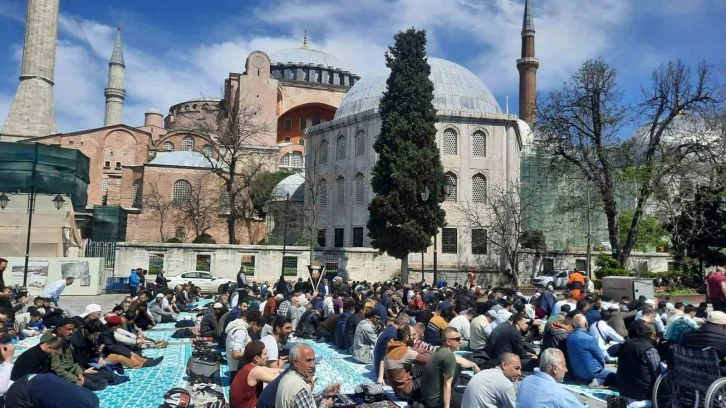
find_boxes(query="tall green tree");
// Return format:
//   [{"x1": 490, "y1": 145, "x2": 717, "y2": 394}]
[{"x1": 368, "y1": 29, "x2": 444, "y2": 282}]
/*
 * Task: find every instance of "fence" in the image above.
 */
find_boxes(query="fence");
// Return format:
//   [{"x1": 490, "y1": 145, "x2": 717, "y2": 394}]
[{"x1": 84, "y1": 241, "x2": 118, "y2": 292}]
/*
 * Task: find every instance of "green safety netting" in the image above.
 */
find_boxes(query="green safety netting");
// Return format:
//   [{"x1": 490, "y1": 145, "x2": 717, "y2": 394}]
[
  {"x1": 0, "y1": 142, "x2": 90, "y2": 209},
  {"x1": 91, "y1": 205, "x2": 127, "y2": 241}
]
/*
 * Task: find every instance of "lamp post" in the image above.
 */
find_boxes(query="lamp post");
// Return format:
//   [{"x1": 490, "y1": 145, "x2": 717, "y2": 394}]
[
  {"x1": 420, "y1": 175, "x2": 455, "y2": 285},
  {"x1": 1, "y1": 192, "x2": 65, "y2": 286},
  {"x1": 264, "y1": 192, "x2": 291, "y2": 282}
]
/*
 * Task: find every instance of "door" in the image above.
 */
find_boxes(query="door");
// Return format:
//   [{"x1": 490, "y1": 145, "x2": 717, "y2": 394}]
[
  {"x1": 556, "y1": 271, "x2": 568, "y2": 288},
  {"x1": 197, "y1": 272, "x2": 216, "y2": 291},
  {"x1": 180, "y1": 272, "x2": 200, "y2": 288}
]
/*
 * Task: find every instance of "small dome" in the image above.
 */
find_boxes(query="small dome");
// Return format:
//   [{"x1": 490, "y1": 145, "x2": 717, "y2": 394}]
[
  {"x1": 334, "y1": 57, "x2": 501, "y2": 120},
  {"x1": 517, "y1": 119, "x2": 534, "y2": 146},
  {"x1": 149, "y1": 151, "x2": 221, "y2": 168},
  {"x1": 629, "y1": 113, "x2": 717, "y2": 155},
  {"x1": 270, "y1": 48, "x2": 344, "y2": 70},
  {"x1": 271, "y1": 173, "x2": 305, "y2": 202}
]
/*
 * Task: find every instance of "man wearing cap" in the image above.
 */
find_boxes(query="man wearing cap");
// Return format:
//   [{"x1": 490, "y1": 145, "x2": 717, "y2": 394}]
[
  {"x1": 81, "y1": 304, "x2": 103, "y2": 323},
  {"x1": 469, "y1": 309, "x2": 497, "y2": 351},
  {"x1": 150, "y1": 292, "x2": 176, "y2": 324},
  {"x1": 353, "y1": 309, "x2": 381, "y2": 364},
  {"x1": 200, "y1": 302, "x2": 225, "y2": 338},
  {"x1": 681, "y1": 311, "x2": 726, "y2": 373}
]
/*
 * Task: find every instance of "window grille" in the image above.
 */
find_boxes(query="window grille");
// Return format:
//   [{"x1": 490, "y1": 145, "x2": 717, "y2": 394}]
[
  {"x1": 354, "y1": 173, "x2": 364, "y2": 202},
  {"x1": 102, "y1": 178, "x2": 109, "y2": 192},
  {"x1": 182, "y1": 136, "x2": 195, "y2": 152},
  {"x1": 318, "y1": 179, "x2": 328, "y2": 208},
  {"x1": 325, "y1": 254, "x2": 339, "y2": 273},
  {"x1": 442, "y1": 228, "x2": 458, "y2": 253},
  {"x1": 290, "y1": 151, "x2": 304, "y2": 168},
  {"x1": 355, "y1": 131, "x2": 365, "y2": 156},
  {"x1": 220, "y1": 187, "x2": 230, "y2": 213},
  {"x1": 173, "y1": 180, "x2": 192, "y2": 205},
  {"x1": 202, "y1": 144, "x2": 214, "y2": 157},
  {"x1": 148, "y1": 254, "x2": 164, "y2": 275},
  {"x1": 241, "y1": 255, "x2": 255, "y2": 276},
  {"x1": 334, "y1": 228, "x2": 344, "y2": 247},
  {"x1": 444, "y1": 173, "x2": 457, "y2": 202},
  {"x1": 336, "y1": 176, "x2": 345, "y2": 205},
  {"x1": 163, "y1": 141, "x2": 174, "y2": 151},
  {"x1": 471, "y1": 229, "x2": 487, "y2": 255},
  {"x1": 280, "y1": 154, "x2": 290, "y2": 166},
  {"x1": 132, "y1": 180, "x2": 143, "y2": 207},
  {"x1": 318, "y1": 141, "x2": 328, "y2": 164},
  {"x1": 353, "y1": 227, "x2": 364, "y2": 247},
  {"x1": 283, "y1": 256, "x2": 298, "y2": 276},
  {"x1": 472, "y1": 131, "x2": 486, "y2": 156},
  {"x1": 336, "y1": 135, "x2": 346, "y2": 160},
  {"x1": 472, "y1": 174, "x2": 487, "y2": 203},
  {"x1": 443, "y1": 128, "x2": 457, "y2": 155}
]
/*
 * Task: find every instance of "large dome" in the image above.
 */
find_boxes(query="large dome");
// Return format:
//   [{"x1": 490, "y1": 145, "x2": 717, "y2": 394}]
[
  {"x1": 334, "y1": 57, "x2": 502, "y2": 120},
  {"x1": 270, "y1": 48, "x2": 344, "y2": 70}
]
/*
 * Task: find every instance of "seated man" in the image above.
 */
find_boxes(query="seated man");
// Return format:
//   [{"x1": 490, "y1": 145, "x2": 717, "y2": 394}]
[
  {"x1": 199, "y1": 302, "x2": 225, "y2": 338},
  {"x1": 149, "y1": 293, "x2": 176, "y2": 324},
  {"x1": 681, "y1": 311, "x2": 726, "y2": 373},
  {"x1": 663, "y1": 304, "x2": 698, "y2": 344},
  {"x1": 424, "y1": 306, "x2": 448, "y2": 347},
  {"x1": 486, "y1": 314, "x2": 538, "y2": 371},
  {"x1": 98, "y1": 315, "x2": 162, "y2": 369},
  {"x1": 316, "y1": 312, "x2": 342, "y2": 342},
  {"x1": 374, "y1": 313, "x2": 410, "y2": 385},
  {"x1": 260, "y1": 316, "x2": 292, "y2": 368},
  {"x1": 10, "y1": 336, "x2": 63, "y2": 380},
  {"x1": 517, "y1": 348, "x2": 583, "y2": 407},
  {"x1": 384, "y1": 323, "x2": 429, "y2": 400},
  {"x1": 5, "y1": 373, "x2": 100, "y2": 408},
  {"x1": 353, "y1": 310, "x2": 381, "y2": 364},
  {"x1": 421, "y1": 327, "x2": 462, "y2": 408},
  {"x1": 461, "y1": 352, "x2": 520, "y2": 408},
  {"x1": 448, "y1": 309, "x2": 474, "y2": 349},
  {"x1": 540, "y1": 317, "x2": 573, "y2": 356},
  {"x1": 589, "y1": 309, "x2": 625, "y2": 354},
  {"x1": 129, "y1": 291, "x2": 155, "y2": 330},
  {"x1": 226, "y1": 310, "x2": 264, "y2": 380},
  {"x1": 469, "y1": 309, "x2": 496, "y2": 351},
  {"x1": 566, "y1": 314, "x2": 616, "y2": 386},
  {"x1": 295, "y1": 305, "x2": 323, "y2": 340},
  {"x1": 617, "y1": 320, "x2": 661, "y2": 407}
]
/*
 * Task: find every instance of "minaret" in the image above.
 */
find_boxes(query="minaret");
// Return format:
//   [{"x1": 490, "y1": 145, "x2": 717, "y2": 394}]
[
  {"x1": 1, "y1": 0, "x2": 60, "y2": 139},
  {"x1": 104, "y1": 27, "x2": 126, "y2": 126},
  {"x1": 517, "y1": 0, "x2": 539, "y2": 124}
]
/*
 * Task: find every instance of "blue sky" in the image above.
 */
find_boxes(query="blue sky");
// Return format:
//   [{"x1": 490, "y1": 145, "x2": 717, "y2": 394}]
[{"x1": 0, "y1": 0, "x2": 723, "y2": 134}]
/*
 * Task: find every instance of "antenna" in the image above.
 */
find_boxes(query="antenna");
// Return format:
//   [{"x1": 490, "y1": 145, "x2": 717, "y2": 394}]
[
  {"x1": 302, "y1": 30, "x2": 309, "y2": 49},
  {"x1": 506, "y1": 96, "x2": 509, "y2": 114}
]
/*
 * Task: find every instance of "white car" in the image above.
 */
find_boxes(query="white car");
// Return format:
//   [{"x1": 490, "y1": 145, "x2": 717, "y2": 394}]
[
  {"x1": 166, "y1": 271, "x2": 232, "y2": 293},
  {"x1": 532, "y1": 269, "x2": 570, "y2": 289}
]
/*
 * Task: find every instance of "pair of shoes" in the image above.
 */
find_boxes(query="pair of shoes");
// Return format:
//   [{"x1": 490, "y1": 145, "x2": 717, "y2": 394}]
[
  {"x1": 112, "y1": 375, "x2": 130, "y2": 385},
  {"x1": 192, "y1": 383, "x2": 225, "y2": 405},
  {"x1": 142, "y1": 356, "x2": 164, "y2": 368}
]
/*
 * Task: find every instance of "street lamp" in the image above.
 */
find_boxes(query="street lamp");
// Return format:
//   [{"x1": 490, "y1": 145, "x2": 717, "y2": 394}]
[
  {"x1": 52, "y1": 194, "x2": 65, "y2": 210},
  {"x1": 0, "y1": 193, "x2": 9, "y2": 210},
  {"x1": 420, "y1": 174, "x2": 456, "y2": 285}
]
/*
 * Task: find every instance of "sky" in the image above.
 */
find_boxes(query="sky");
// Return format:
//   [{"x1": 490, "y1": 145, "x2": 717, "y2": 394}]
[{"x1": 0, "y1": 0, "x2": 724, "y2": 135}]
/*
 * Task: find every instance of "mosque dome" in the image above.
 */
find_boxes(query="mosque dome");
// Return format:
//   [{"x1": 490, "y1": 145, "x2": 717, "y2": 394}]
[
  {"x1": 334, "y1": 57, "x2": 502, "y2": 120},
  {"x1": 271, "y1": 173, "x2": 305, "y2": 202},
  {"x1": 149, "y1": 151, "x2": 221, "y2": 169},
  {"x1": 517, "y1": 119, "x2": 535, "y2": 146},
  {"x1": 270, "y1": 48, "x2": 344, "y2": 70}
]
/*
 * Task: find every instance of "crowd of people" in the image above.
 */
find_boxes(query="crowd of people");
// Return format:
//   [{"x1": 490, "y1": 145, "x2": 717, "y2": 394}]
[{"x1": 0, "y1": 255, "x2": 725, "y2": 408}]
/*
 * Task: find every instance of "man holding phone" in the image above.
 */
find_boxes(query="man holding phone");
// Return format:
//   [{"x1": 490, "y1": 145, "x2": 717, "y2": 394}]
[{"x1": 261, "y1": 316, "x2": 292, "y2": 368}]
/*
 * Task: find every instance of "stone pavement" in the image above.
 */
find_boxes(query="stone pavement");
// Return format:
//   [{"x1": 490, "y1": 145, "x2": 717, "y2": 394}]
[{"x1": 57, "y1": 293, "x2": 127, "y2": 315}]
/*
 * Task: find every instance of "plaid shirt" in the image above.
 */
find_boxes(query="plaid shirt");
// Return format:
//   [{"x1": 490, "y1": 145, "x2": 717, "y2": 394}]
[
  {"x1": 290, "y1": 371, "x2": 326, "y2": 408},
  {"x1": 277, "y1": 300, "x2": 292, "y2": 318}
]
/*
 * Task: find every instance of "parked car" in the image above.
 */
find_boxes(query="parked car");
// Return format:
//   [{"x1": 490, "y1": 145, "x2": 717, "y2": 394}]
[
  {"x1": 166, "y1": 271, "x2": 232, "y2": 294},
  {"x1": 532, "y1": 269, "x2": 570, "y2": 289}
]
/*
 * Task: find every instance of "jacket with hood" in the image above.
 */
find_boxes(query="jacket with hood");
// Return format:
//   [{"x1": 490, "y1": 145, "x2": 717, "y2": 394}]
[
  {"x1": 40, "y1": 332, "x2": 83, "y2": 384},
  {"x1": 225, "y1": 319, "x2": 251, "y2": 372},
  {"x1": 383, "y1": 340, "x2": 428, "y2": 397},
  {"x1": 129, "y1": 271, "x2": 139, "y2": 287},
  {"x1": 540, "y1": 321, "x2": 571, "y2": 355},
  {"x1": 352, "y1": 319, "x2": 378, "y2": 364},
  {"x1": 199, "y1": 309, "x2": 219, "y2": 337},
  {"x1": 295, "y1": 310, "x2": 320, "y2": 339}
]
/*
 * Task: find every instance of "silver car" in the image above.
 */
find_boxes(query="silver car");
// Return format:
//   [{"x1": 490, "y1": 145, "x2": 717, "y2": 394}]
[{"x1": 532, "y1": 269, "x2": 570, "y2": 289}]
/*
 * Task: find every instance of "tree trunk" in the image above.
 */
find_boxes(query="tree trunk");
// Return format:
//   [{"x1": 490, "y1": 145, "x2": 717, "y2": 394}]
[
  {"x1": 602, "y1": 194, "x2": 622, "y2": 265},
  {"x1": 621, "y1": 194, "x2": 649, "y2": 267},
  {"x1": 401, "y1": 257, "x2": 409, "y2": 284}
]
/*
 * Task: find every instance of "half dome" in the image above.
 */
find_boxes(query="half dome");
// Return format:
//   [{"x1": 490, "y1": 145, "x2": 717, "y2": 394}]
[{"x1": 334, "y1": 57, "x2": 502, "y2": 120}]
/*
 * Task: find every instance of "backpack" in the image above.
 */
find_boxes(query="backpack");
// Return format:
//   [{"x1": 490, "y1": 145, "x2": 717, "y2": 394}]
[
  {"x1": 175, "y1": 319, "x2": 195, "y2": 328},
  {"x1": 172, "y1": 328, "x2": 196, "y2": 338},
  {"x1": 160, "y1": 388, "x2": 192, "y2": 408}
]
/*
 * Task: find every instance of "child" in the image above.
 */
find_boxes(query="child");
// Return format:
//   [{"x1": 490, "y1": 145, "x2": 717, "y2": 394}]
[{"x1": 695, "y1": 302, "x2": 708, "y2": 320}]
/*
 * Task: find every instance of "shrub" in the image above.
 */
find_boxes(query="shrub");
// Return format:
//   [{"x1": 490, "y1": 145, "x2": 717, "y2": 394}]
[
  {"x1": 595, "y1": 254, "x2": 619, "y2": 271},
  {"x1": 595, "y1": 267, "x2": 631, "y2": 280},
  {"x1": 165, "y1": 237, "x2": 182, "y2": 243},
  {"x1": 192, "y1": 234, "x2": 216, "y2": 244}
]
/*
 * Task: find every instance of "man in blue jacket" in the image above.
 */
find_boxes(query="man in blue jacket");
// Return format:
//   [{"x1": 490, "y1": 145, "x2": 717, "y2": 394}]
[
  {"x1": 128, "y1": 270, "x2": 139, "y2": 297},
  {"x1": 566, "y1": 314, "x2": 616, "y2": 386}
]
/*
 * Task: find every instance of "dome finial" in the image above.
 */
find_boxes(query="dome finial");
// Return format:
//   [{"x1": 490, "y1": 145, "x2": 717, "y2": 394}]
[{"x1": 302, "y1": 30, "x2": 309, "y2": 49}]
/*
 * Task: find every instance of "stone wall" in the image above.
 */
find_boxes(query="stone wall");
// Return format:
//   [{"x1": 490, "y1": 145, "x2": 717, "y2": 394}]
[{"x1": 114, "y1": 242, "x2": 675, "y2": 286}]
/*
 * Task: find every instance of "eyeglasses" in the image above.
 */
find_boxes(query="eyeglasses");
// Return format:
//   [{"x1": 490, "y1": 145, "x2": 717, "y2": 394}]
[{"x1": 446, "y1": 337, "x2": 462, "y2": 342}]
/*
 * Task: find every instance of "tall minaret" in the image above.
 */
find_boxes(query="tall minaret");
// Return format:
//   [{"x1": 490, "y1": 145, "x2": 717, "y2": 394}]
[
  {"x1": 517, "y1": 0, "x2": 539, "y2": 124},
  {"x1": 1, "y1": 0, "x2": 60, "y2": 139},
  {"x1": 104, "y1": 28, "x2": 126, "y2": 126}
]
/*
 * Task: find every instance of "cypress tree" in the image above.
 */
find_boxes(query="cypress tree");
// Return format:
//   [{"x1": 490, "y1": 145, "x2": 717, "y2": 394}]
[{"x1": 367, "y1": 29, "x2": 445, "y2": 281}]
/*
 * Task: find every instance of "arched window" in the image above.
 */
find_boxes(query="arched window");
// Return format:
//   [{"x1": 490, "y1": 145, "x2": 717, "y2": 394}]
[
  {"x1": 299, "y1": 138, "x2": 305, "y2": 146},
  {"x1": 284, "y1": 118, "x2": 292, "y2": 130},
  {"x1": 173, "y1": 180, "x2": 192, "y2": 205},
  {"x1": 355, "y1": 130, "x2": 365, "y2": 156},
  {"x1": 318, "y1": 179, "x2": 328, "y2": 209},
  {"x1": 442, "y1": 128, "x2": 457, "y2": 155},
  {"x1": 336, "y1": 176, "x2": 345, "y2": 204},
  {"x1": 202, "y1": 144, "x2": 214, "y2": 157},
  {"x1": 444, "y1": 172, "x2": 457, "y2": 202},
  {"x1": 354, "y1": 173, "x2": 365, "y2": 202},
  {"x1": 280, "y1": 154, "x2": 291, "y2": 167},
  {"x1": 318, "y1": 140, "x2": 329, "y2": 164},
  {"x1": 132, "y1": 180, "x2": 143, "y2": 207},
  {"x1": 284, "y1": 137, "x2": 291, "y2": 143},
  {"x1": 336, "y1": 135, "x2": 346, "y2": 160},
  {"x1": 163, "y1": 141, "x2": 174, "y2": 151},
  {"x1": 290, "y1": 151, "x2": 304, "y2": 168},
  {"x1": 472, "y1": 130, "x2": 486, "y2": 157},
  {"x1": 101, "y1": 178, "x2": 109, "y2": 192},
  {"x1": 182, "y1": 136, "x2": 195, "y2": 152},
  {"x1": 472, "y1": 174, "x2": 487, "y2": 203}
]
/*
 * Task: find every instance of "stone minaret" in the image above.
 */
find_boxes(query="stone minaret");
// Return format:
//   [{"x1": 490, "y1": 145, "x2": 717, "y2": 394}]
[
  {"x1": 517, "y1": 0, "x2": 539, "y2": 124},
  {"x1": 1, "y1": 0, "x2": 60, "y2": 139},
  {"x1": 104, "y1": 28, "x2": 126, "y2": 126}
]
